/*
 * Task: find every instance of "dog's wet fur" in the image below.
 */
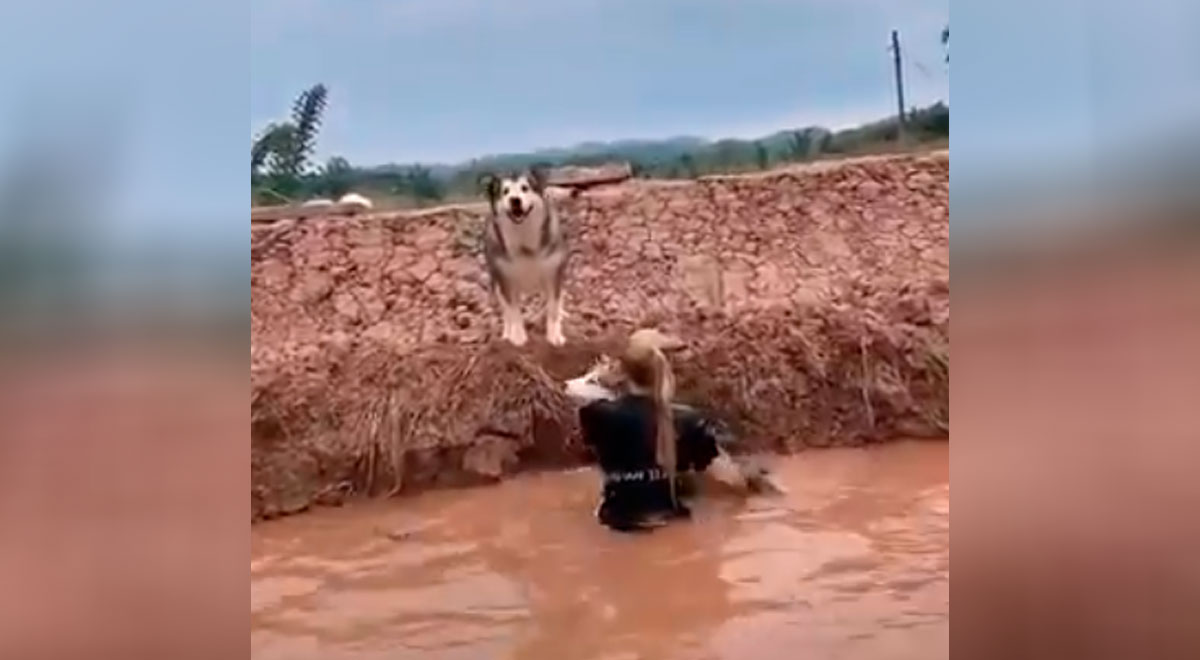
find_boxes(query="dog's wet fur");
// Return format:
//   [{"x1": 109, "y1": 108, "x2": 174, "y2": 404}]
[{"x1": 480, "y1": 168, "x2": 568, "y2": 346}]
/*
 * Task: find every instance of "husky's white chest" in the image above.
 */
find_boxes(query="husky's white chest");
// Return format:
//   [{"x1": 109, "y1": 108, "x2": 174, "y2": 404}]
[
  {"x1": 496, "y1": 255, "x2": 552, "y2": 291},
  {"x1": 501, "y1": 255, "x2": 544, "y2": 290},
  {"x1": 495, "y1": 212, "x2": 548, "y2": 254}
]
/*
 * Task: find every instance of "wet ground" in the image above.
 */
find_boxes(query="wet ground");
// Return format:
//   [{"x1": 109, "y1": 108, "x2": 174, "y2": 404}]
[{"x1": 251, "y1": 440, "x2": 948, "y2": 659}]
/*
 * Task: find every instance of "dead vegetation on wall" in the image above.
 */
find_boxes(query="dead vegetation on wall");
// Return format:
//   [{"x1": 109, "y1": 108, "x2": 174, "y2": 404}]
[{"x1": 250, "y1": 153, "x2": 949, "y2": 520}]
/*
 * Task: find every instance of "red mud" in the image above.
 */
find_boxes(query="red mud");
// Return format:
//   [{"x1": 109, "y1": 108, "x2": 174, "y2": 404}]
[{"x1": 250, "y1": 153, "x2": 949, "y2": 521}]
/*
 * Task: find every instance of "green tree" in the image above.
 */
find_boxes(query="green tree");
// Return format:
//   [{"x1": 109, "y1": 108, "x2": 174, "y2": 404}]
[
  {"x1": 678, "y1": 153, "x2": 698, "y2": 179},
  {"x1": 407, "y1": 165, "x2": 443, "y2": 203},
  {"x1": 251, "y1": 123, "x2": 296, "y2": 177},
  {"x1": 786, "y1": 130, "x2": 812, "y2": 161},
  {"x1": 251, "y1": 121, "x2": 304, "y2": 202},
  {"x1": 319, "y1": 156, "x2": 354, "y2": 198},
  {"x1": 753, "y1": 141, "x2": 769, "y2": 170},
  {"x1": 817, "y1": 131, "x2": 833, "y2": 154},
  {"x1": 710, "y1": 139, "x2": 744, "y2": 171},
  {"x1": 280, "y1": 83, "x2": 328, "y2": 176},
  {"x1": 250, "y1": 83, "x2": 329, "y2": 202}
]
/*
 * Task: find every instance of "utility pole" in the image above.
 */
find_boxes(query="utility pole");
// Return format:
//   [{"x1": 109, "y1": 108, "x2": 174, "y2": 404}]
[{"x1": 890, "y1": 30, "x2": 907, "y2": 138}]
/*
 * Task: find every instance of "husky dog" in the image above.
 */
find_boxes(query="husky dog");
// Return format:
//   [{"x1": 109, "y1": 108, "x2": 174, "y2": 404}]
[
  {"x1": 565, "y1": 333, "x2": 787, "y2": 497},
  {"x1": 480, "y1": 168, "x2": 568, "y2": 346}
]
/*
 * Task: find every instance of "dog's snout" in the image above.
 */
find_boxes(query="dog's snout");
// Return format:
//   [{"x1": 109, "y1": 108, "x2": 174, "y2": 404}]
[{"x1": 508, "y1": 197, "x2": 523, "y2": 212}]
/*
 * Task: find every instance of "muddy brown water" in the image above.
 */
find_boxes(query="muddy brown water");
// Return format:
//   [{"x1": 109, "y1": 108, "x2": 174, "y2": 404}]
[{"x1": 252, "y1": 441, "x2": 948, "y2": 660}]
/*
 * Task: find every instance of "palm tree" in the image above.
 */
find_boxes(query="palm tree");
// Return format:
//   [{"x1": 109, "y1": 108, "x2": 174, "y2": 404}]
[
  {"x1": 250, "y1": 84, "x2": 328, "y2": 178},
  {"x1": 285, "y1": 83, "x2": 328, "y2": 175},
  {"x1": 251, "y1": 83, "x2": 329, "y2": 202}
]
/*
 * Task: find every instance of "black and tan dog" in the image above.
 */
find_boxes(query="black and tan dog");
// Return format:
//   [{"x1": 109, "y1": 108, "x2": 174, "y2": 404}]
[{"x1": 480, "y1": 168, "x2": 568, "y2": 346}]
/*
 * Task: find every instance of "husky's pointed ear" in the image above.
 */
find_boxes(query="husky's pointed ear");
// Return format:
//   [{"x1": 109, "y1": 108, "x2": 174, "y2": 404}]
[
  {"x1": 479, "y1": 173, "x2": 501, "y2": 203},
  {"x1": 527, "y1": 164, "x2": 550, "y2": 192}
]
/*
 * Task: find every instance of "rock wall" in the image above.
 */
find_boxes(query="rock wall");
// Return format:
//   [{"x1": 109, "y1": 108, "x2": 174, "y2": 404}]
[
  {"x1": 251, "y1": 153, "x2": 947, "y2": 354},
  {"x1": 250, "y1": 153, "x2": 949, "y2": 520}
]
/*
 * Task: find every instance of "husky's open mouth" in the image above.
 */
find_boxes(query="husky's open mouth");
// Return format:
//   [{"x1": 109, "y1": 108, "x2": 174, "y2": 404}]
[{"x1": 507, "y1": 204, "x2": 529, "y2": 223}]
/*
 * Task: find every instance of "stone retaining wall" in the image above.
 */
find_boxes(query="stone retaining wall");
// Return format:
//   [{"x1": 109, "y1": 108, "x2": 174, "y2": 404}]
[{"x1": 251, "y1": 153, "x2": 947, "y2": 355}]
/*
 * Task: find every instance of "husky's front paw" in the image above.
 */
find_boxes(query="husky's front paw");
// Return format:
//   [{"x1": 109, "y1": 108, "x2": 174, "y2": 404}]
[
  {"x1": 546, "y1": 325, "x2": 566, "y2": 347},
  {"x1": 502, "y1": 322, "x2": 528, "y2": 346}
]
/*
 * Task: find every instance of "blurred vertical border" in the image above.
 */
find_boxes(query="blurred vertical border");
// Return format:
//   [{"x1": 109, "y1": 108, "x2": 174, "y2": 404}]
[
  {"x1": 0, "y1": 1, "x2": 247, "y2": 658},
  {"x1": 953, "y1": 1, "x2": 1200, "y2": 658}
]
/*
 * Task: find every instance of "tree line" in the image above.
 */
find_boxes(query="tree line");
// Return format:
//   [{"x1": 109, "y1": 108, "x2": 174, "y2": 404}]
[{"x1": 253, "y1": 86, "x2": 948, "y2": 208}]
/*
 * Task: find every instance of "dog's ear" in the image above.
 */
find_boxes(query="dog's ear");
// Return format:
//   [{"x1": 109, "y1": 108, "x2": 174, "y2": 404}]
[
  {"x1": 630, "y1": 328, "x2": 686, "y2": 352},
  {"x1": 479, "y1": 173, "x2": 501, "y2": 203},
  {"x1": 526, "y1": 164, "x2": 550, "y2": 193}
]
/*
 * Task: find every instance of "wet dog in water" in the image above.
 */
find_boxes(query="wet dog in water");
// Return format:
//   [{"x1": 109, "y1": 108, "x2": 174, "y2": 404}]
[
  {"x1": 480, "y1": 168, "x2": 568, "y2": 346},
  {"x1": 566, "y1": 329, "x2": 787, "y2": 501}
]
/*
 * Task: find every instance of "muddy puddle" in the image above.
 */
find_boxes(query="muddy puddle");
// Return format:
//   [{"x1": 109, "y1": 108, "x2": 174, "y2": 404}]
[{"x1": 252, "y1": 440, "x2": 948, "y2": 659}]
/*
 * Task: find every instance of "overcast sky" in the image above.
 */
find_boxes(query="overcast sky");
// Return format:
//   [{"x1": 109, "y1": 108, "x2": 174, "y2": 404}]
[
  {"x1": 251, "y1": 0, "x2": 950, "y2": 165},
  {"x1": 6, "y1": 0, "x2": 1190, "y2": 233}
]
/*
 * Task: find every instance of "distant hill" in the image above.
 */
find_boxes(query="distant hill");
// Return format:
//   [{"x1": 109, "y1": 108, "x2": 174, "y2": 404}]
[
  {"x1": 254, "y1": 102, "x2": 948, "y2": 207},
  {"x1": 434, "y1": 103, "x2": 944, "y2": 181},
  {"x1": 480, "y1": 135, "x2": 710, "y2": 166}
]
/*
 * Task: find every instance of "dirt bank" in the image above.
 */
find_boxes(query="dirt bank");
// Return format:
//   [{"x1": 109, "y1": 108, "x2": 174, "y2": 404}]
[{"x1": 250, "y1": 153, "x2": 949, "y2": 521}]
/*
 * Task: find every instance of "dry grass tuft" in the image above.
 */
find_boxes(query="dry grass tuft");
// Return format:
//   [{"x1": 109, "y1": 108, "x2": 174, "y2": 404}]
[{"x1": 342, "y1": 342, "x2": 580, "y2": 494}]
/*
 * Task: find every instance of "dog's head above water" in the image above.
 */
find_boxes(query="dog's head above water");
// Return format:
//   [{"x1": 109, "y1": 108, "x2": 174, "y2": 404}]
[{"x1": 481, "y1": 168, "x2": 548, "y2": 224}]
